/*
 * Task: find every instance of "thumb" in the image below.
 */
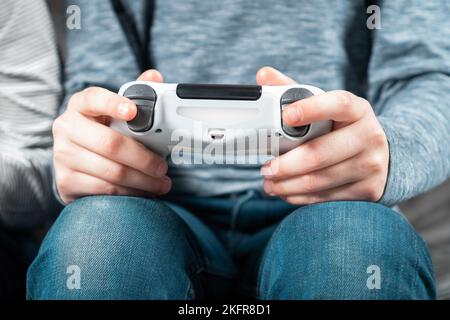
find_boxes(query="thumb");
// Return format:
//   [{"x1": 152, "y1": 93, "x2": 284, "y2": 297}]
[
  {"x1": 137, "y1": 69, "x2": 164, "y2": 82},
  {"x1": 256, "y1": 66, "x2": 296, "y2": 86}
]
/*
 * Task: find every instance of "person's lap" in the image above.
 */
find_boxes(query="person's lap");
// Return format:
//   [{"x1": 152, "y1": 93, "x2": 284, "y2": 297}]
[{"x1": 26, "y1": 193, "x2": 436, "y2": 299}]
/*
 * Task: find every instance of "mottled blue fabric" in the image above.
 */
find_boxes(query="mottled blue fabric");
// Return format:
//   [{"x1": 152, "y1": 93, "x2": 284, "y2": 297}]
[{"x1": 63, "y1": 0, "x2": 450, "y2": 206}]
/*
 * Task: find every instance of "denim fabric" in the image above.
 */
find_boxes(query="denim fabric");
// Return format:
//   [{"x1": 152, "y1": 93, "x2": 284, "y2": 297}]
[{"x1": 27, "y1": 194, "x2": 436, "y2": 299}]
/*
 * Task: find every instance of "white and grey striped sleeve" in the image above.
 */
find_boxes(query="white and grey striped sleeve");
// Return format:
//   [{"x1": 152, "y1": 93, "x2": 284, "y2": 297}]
[{"x1": 0, "y1": 0, "x2": 62, "y2": 228}]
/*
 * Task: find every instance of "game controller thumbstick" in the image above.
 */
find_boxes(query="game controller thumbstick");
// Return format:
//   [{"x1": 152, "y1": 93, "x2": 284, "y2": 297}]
[
  {"x1": 123, "y1": 84, "x2": 157, "y2": 132},
  {"x1": 280, "y1": 88, "x2": 314, "y2": 137}
]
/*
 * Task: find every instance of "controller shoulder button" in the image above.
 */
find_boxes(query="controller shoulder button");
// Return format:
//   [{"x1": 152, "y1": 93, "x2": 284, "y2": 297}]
[{"x1": 123, "y1": 84, "x2": 157, "y2": 101}]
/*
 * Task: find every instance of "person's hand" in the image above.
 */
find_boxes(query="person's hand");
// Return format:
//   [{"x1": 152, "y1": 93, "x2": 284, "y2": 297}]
[
  {"x1": 256, "y1": 67, "x2": 389, "y2": 204},
  {"x1": 53, "y1": 70, "x2": 172, "y2": 204}
]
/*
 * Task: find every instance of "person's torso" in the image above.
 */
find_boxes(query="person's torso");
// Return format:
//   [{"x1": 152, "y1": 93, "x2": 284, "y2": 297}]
[
  {"x1": 151, "y1": 0, "x2": 371, "y2": 95},
  {"x1": 129, "y1": 0, "x2": 372, "y2": 196}
]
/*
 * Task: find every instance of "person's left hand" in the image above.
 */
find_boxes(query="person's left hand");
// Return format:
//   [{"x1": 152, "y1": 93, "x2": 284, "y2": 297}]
[{"x1": 256, "y1": 67, "x2": 390, "y2": 204}]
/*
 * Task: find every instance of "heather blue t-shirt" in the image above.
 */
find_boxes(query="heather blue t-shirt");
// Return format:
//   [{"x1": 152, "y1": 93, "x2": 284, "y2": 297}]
[{"x1": 64, "y1": 0, "x2": 450, "y2": 206}]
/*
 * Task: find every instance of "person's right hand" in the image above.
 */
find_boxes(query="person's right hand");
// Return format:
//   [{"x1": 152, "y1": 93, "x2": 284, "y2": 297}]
[{"x1": 53, "y1": 70, "x2": 172, "y2": 204}]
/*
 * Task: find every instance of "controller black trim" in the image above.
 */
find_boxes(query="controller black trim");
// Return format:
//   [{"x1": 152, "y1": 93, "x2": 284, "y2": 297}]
[{"x1": 176, "y1": 84, "x2": 262, "y2": 101}]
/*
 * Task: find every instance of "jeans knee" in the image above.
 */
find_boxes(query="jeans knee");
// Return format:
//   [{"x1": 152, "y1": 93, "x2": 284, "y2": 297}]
[
  {"x1": 27, "y1": 196, "x2": 200, "y2": 299},
  {"x1": 258, "y1": 201, "x2": 435, "y2": 299}
]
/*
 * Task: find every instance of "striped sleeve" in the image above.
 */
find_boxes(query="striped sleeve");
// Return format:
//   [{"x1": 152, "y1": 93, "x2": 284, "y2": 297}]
[{"x1": 0, "y1": 0, "x2": 62, "y2": 228}]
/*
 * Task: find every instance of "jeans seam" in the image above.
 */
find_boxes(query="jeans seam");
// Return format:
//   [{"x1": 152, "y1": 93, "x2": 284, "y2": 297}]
[
  {"x1": 185, "y1": 266, "x2": 225, "y2": 300},
  {"x1": 411, "y1": 232, "x2": 436, "y2": 299},
  {"x1": 228, "y1": 190, "x2": 257, "y2": 253},
  {"x1": 184, "y1": 269, "x2": 199, "y2": 300},
  {"x1": 183, "y1": 283, "x2": 194, "y2": 300},
  {"x1": 164, "y1": 200, "x2": 239, "y2": 278}
]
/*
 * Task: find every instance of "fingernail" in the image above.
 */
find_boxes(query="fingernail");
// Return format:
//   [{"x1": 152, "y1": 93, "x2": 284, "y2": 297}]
[
  {"x1": 284, "y1": 106, "x2": 302, "y2": 123},
  {"x1": 264, "y1": 181, "x2": 273, "y2": 194},
  {"x1": 260, "y1": 163, "x2": 273, "y2": 176},
  {"x1": 161, "y1": 177, "x2": 172, "y2": 193},
  {"x1": 156, "y1": 162, "x2": 168, "y2": 177},
  {"x1": 118, "y1": 103, "x2": 132, "y2": 117}
]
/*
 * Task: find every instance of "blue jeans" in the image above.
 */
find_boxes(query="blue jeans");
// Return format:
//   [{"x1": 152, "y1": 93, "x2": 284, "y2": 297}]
[{"x1": 26, "y1": 193, "x2": 436, "y2": 299}]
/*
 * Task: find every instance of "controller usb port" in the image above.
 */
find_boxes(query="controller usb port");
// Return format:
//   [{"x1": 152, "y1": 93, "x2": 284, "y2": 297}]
[{"x1": 209, "y1": 129, "x2": 225, "y2": 141}]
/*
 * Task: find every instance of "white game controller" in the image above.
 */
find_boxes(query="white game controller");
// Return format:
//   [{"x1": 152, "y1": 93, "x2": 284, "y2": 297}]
[{"x1": 111, "y1": 82, "x2": 332, "y2": 159}]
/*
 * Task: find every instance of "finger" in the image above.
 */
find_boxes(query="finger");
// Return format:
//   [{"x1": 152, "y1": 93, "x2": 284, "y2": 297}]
[
  {"x1": 60, "y1": 111, "x2": 168, "y2": 178},
  {"x1": 264, "y1": 151, "x2": 376, "y2": 197},
  {"x1": 282, "y1": 90, "x2": 370, "y2": 127},
  {"x1": 137, "y1": 69, "x2": 164, "y2": 82},
  {"x1": 56, "y1": 140, "x2": 171, "y2": 195},
  {"x1": 262, "y1": 121, "x2": 367, "y2": 179},
  {"x1": 281, "y1": 177, "x2": 383, "y2": 205},
  {"x1": 69, "y1": 87, "x2": 137, "y2": 121},
  {"x1": 256, "y1": 66, "x2": 297, "y2": 86},
  {"x1": 55, "y1": 168, "x2": 152, "y2": 204}
]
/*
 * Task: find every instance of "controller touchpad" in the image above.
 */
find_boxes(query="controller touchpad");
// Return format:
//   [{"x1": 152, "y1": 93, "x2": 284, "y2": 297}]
[{"x1": 176, "y1": 106, "x2": 259, "y2": 125}]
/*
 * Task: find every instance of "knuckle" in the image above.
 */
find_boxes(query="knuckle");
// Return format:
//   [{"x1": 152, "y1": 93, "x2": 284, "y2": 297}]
[
  {"x1": 52, "y1": 116, "x2": 67, "y2": 137},
  {"x1": 56, "y1": 169, "x2": 73, "y2": 194},
  {"x1": 105, "y1": 164, "x2": 127, "y2": 183},
  {"x1": 83, "y1": 86, "x2": 98, "y2": 98},
  {"x1": 302, "y1": 174, "x2": 318, "y2": 193},
  {"x1": 53, "y1": 144, "x2": 67, "y2": 163},
  {"x1": 357, "y1": 98, "x2": 372, "y2": 117},
  {"x1": 80, "y1": 87, "x2": 99, "y2": 107},
  {"x1": 100, "y1": 133, "x2": 122, "y2": 157},
  {"x1": 306, "y1": 144, "x2": 325, "y2": 168},
  {"x1": 336, "y1": 90, "x2": 353, "y2": 109},
  {"x1": 365, "y1": 153, "x2": 385, "y2": 174},
  {"x1": 67, "y1": 92, "x2": 81, "y2": 110},
  {"x1": 104, "y1": 91, "x2": 119, "y2": 109},
  {"x1": 369, "y1": 128, "x2": 387, "y2": 146},
  {"x1": 310, "y1": 152, "x2": 325, "y2": 168},
  {"x1": 360, "y1": 97, "x2": 372, "y2": 110}
]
